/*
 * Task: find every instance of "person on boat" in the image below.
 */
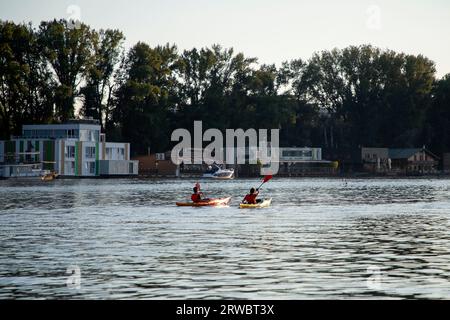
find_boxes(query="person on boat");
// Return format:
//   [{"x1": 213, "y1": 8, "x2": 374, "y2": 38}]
[
  {"x1": 242, "y1": 188, "x2": 261, "y2": 204},
  {"x1": 191, "y1": 186, "x2": 210, "y2": 203}
]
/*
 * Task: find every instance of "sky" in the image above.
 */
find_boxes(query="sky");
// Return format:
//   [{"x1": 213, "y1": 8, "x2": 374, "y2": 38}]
[{"x1": 1, "y1": 0, "x2": 450, "y2": 77}]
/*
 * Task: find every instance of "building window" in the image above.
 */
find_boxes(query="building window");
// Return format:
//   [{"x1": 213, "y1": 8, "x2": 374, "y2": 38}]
[
  {"x1": 282, "y1": 150, "x2": 313, "y2": 159},
  {"x1": 129, "y1": 163, "x2": 134, "y2": 174},
  {"x1": 85, "y1": 146, "x2": 96, "y2": 159},
  {"x1": 120, "y1": 148, "x2": 125, "y2": 159},
  {"x1": 106, "y1": 148, "x2": 112, "y2": 160},
  {"x1": 65, "y1": 146, "x2": 75, "y2": 158},
  {"x1": 65, "y1": 161, "x2": 75, "y2": 174},
  {"x1": 85, "y1": 162, "x2": 95, "y2": 174},
  {"x1": 26, "y1": 141, "x2": 35, "y2": 162},
  {"x1": 90, "y1": 162, "x2": 95, "y2": 174},
  {"x1": 55, "y1": 129, "x2": 64, "y2": 138}
]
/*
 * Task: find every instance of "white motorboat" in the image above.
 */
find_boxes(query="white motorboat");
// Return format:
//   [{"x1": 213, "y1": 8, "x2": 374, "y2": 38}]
[{"x1": 202, "y1": 164, "x2": 234, "y2": 180}]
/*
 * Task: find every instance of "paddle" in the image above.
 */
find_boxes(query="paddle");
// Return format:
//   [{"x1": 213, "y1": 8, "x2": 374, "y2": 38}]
[{"x1": 257, "y1": 175, "x2": 273, "y2": 191}]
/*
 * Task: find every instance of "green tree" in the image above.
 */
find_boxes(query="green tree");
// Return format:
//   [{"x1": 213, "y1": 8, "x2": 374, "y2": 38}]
[
  {"x1": 290, "y1": 45, "x2": 436, "y2": 150},
  {"x1": 80, "y1": 29, "x2": 125, "y2": 131},
  {"x1": 114, "y1": 42, "x2": 179, "y2": 155},
  {"x1": 38, "y1": 19, "x2": 95, "y2": 121},
  {"x1": 0, "y1": 21, "x2": 54, "y2": 139},
  {"x1": 425, "y1": 74, "x2": 450, "y2": 155}
]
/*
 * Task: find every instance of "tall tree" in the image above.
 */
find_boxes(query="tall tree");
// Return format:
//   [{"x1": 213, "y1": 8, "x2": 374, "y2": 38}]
[
  {"x1": 425, "y1": 74, "x2": 450, "y2": 155},
  {"x1": 38, "y1": 19, "x2": 95, "y2": 121},
  {"x1": 0, "y1": 21, "x2": 54, "y2": 139},
  {"x1": 290, "y1": 45, "x2": 436, "y2": 150},
  {"x1": 80, "y1": 29, "x2": 124, "y2": 131},
  {"x1": 114, "y1": 42, "x2": 179, "y2": 155}
]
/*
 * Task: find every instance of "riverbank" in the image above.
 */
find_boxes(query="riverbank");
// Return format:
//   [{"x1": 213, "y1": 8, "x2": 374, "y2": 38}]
[
  {"x1": 2, "y1": 172, "x2": 450, "y2": 181},
  {"x1": 137, "y1": 170, "x2": 450, "y2": 179}
]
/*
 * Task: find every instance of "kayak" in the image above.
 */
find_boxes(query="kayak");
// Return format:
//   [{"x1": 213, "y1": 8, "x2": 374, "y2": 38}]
[
  {"x1": 240, "y1": 198, "x2": 272, "y2": 209},
  {"x1": 41, "y1": 172, "x2": 58, "y2": 181},
  {"x1": 176, "y1": 197, "x2": 232, "y2": 207}
]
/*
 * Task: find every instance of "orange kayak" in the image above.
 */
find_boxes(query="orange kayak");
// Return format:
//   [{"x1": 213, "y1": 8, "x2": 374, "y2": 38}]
[{"x1": 176, "y1": 197, "x2": 231, "y2": 207}]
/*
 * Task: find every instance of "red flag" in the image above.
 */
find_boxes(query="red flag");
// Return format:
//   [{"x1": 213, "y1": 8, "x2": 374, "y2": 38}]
[{"x1": 263, "y1": 175, "x2": 273, "y2": 183}]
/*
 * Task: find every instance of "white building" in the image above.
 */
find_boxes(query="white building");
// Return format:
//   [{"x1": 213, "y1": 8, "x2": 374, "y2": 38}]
[
  {"x1": 276, "y1": 147, "x2": 337, "y2": 176},
  {"x1": 279, "y1": 147, "x2": 323, "y2": 162},
  {"x1": 0, "y1": 120, "x2": 138, "y2": 178}
]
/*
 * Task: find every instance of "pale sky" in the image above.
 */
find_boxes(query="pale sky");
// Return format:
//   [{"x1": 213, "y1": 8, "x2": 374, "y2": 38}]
[{"x1": 1, "y1": 0, "x2": 449, "y2": 78}]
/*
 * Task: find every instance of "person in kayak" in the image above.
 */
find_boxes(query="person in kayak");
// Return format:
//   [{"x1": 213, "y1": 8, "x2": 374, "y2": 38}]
[
  {"x1": 242, "y1": 188, "x2": 261, "y2": 204},
  {"x1": 191, "y1": 186, "x2": 209, "y2": 203}
]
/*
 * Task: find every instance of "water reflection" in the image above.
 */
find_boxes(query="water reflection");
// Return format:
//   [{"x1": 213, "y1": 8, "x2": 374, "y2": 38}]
[{"x1": 0, "y1": 178, "x2": 449, "y2": 299}]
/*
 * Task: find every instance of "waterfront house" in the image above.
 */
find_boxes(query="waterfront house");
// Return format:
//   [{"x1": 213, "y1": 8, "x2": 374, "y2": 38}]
[
  {"x1": 361, "y1": 147, "x2": 439, "y2": 174},
  {"x1": 276, "y1": 147, "x2": 338, "y2": 176},
  {"x1": 133, "y1": 149, "x2": 228, "y2": 177},
  {"x1": 237, "y1": 146, "x2": 338, "y2": 176},
  {"x1": 132, "y1": 152, "x2": 178, "y2": 177},
  {"x1": 361, "y1": 147, "x2": 391, "y2": 172},
  {"x1": 0, "y1": 119, "x2": 138, "y2": 178},
  {"x1": 389, "y1": 148, "x2": 439, "y2": 174}
]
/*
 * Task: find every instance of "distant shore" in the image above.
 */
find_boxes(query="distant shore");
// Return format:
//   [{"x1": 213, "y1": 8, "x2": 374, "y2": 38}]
[
  {"x1": 135, "y1": 173, "x2": 450, "y2": 180},
  {"x1": 2, "y1": 173, "x2": 450, "y2": 181}
]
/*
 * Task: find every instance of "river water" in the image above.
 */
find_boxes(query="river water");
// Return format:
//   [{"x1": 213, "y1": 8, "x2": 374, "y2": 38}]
[{"x1": 0, "y1": 178, "x2": 449, "y2": 299}]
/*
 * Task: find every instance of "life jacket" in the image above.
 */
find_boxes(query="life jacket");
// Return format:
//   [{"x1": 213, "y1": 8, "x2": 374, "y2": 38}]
[
  {"x1": 244, "y1": 193, "x2": 257, "y2": 204},
  {"x1": 191, "y1": 193, "x2": 202, "y2": 203}
]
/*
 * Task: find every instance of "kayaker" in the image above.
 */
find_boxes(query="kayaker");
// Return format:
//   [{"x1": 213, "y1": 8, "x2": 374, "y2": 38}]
[
  {"x1": 191, "y1": 186, "x2": 209, "y2": 203},
  {"x1": 242, "y1": 188, "x2": 260, "y2": 204}
]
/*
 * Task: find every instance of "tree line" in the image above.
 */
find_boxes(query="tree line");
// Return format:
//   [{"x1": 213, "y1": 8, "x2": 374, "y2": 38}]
[{"x1": 1, "y1": 19, "x2": 450, "y2": 157}]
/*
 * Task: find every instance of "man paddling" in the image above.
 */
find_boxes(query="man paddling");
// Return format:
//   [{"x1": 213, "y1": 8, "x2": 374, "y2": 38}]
[
  {"x1": 242, "y1": 176, "x2": 273, "y2": 205},
  {"x1": 242, "y1": 188, "x2": 261, "y2": 204}
]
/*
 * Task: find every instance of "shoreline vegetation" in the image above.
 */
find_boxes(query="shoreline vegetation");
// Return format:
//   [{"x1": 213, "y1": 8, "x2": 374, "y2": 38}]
[{"x1": 1, "y1": 19, "x2": 450, "y2": 167}]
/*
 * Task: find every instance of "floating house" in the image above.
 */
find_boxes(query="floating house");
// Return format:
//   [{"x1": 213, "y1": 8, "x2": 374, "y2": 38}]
[
  {"x1": 361, "y1": 147, "x2": 439, "y2": 174},
  {"x1": 276, "y1": 147, "x2": 338, "y2": 176},
  {"x1": 133, "y1": 152, "x2": 178, "y2": 177},
  {"x1": 0, "y1": 120, "x2": 138, "y2": 178}
]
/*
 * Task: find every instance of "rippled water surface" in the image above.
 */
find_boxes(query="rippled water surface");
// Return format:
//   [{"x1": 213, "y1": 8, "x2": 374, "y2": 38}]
[{"x1": 0, "y1": 178, "x2": 449, "y2": 299}]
